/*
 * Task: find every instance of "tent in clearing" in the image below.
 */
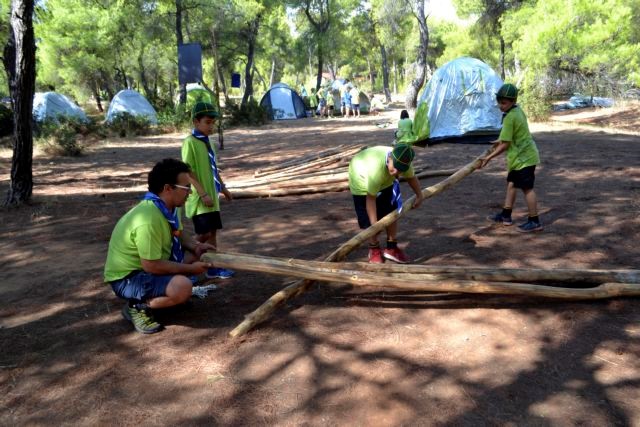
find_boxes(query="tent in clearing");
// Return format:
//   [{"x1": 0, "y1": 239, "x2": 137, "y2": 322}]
[
  {"x1": 106, "y1": 89, "x2": 158, "y2": 124},
  {"x1": 33, "y1": 92, "x2": 88, "y2": 123},
  {"x1": 186, "y1": 84, "x2": 218, "y2": 109},
  {"x1": 260, "y1": 83, "x2": 307, "y2": 120},
  {"x1": 414, "y1": 57, "x2": 503, "y2": 145}
]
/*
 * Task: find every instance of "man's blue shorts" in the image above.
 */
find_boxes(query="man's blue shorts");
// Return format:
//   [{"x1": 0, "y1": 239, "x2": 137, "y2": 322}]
[
  {"x1": 352, "y1": 185, "x2": 397, "y2": 229},
  {"x1": 111, "y1": 271, "x2": 173, "y2": 302}
]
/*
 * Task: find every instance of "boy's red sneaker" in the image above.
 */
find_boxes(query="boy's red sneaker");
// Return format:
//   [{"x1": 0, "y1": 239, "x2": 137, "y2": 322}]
[
  {"x1": 368, "y1": 247, "x2": 384, "y2": 264},
  {"x1": 383, "y1": 247, "x2": 411, "y2": 264}
]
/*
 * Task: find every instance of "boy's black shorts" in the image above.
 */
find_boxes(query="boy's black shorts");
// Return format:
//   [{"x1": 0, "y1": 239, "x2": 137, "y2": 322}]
[
  {"x1": 192, "y1": 211, "x2": 222, "y2": 235},
  {"x1": 352, "y1": 185, "x2": 397, "y2": 229},
  {"x1": 507, "y1": 165, "x2": 536, "y2": 190}
]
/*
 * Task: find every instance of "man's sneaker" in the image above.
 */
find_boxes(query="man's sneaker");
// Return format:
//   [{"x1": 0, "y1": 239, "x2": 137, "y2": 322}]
[
  {"x1": 121, "y1": 303, "x2": 162, "y2": 334},
  {"x1": 368, "y1": 247, "x2": 384, "y2": 264},
  {"x1": 517, "y1": 220, "x2": 544, "y2": 233},
  {"x1": 487, "y1": 212, "x2": 513, "y2": 226},
  {"x1": 383, "y1": 247, "x2": 411, "y2": 264},
  {"x1": 206, "y1": 267, "x2": 235, "y2": 279}
]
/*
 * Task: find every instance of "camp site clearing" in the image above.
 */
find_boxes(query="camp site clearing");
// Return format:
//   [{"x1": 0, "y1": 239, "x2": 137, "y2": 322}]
[{"x1": 1, "y1": 104, "x2": 639, "y2": 425}]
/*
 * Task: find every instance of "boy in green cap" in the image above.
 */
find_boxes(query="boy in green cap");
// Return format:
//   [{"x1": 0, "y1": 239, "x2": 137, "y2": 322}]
[
  {"x1": 182, "y1": 102, "x2": 235, "y2": 278},
  {"x1": 479, "y1": 83, "x2": 543, "y2": 232},
  {"x1": 348, "y1": 144, "x2": 423, "y2": 263}
]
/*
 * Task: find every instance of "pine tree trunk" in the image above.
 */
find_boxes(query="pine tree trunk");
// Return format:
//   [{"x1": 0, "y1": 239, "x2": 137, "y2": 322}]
[
  {"x1": 3, "y1": 0, "x2": 36, "y2": 206},
  {"x1": 499, "y1": 35, "x2": 506, "y2": 80},
  {"x1": 315, "y1": 45, "x2": 323, "y2": 91},
  {"x1": 380, "y1": 45, "x2": 392, "y2": 102},
  {"x1": 241, "y1": 17, "x2": 260, "y2": 107},
  {"x1": 175, "y1": 0, "x2": 186, "y2": 104},
  {"x1": 91, "y1": 81, "x2": 103, "y2": 112},
  {"x1": 405, "y1": 0, "x2": 429, "y2": 110}
]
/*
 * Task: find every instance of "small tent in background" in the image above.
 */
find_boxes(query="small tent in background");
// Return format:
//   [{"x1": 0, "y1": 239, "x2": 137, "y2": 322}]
[
  {"x1": 106, "y1": 89, "x2": 158, "y2": 124},
  {"x1": 416, "y1": 57, "x2": 503, "y2": 144},
  {"x1": 33, "y1": 92, "x2": 88, "y2": 123},
  {"x1": 355, "y1": 92, "x2": 371, "y2": 113},
  {"x1": 259, "y1": 83, "x2": 306, "y2": 120},
  {"x1": 186, "y1": 83, "x2": 217, "y2": 109}
]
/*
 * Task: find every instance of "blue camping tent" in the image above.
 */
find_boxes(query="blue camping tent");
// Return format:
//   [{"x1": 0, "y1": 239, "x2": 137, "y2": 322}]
[
  {"x1": 33, "y1": 92, "x2": 88, "y2": 123},
  {"x1": 259, "y1": 83, "x2": 306, "y2": 120},
  {"x1": 106, "y1": 89, "x2": 158, "y2": 124},
  {"x1": 418, "y1": 57, "x2": 503, "y2": 141}
]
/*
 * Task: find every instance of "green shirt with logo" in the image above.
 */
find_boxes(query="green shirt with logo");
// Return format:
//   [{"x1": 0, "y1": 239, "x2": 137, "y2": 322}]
[
  {"x1": 104, "y1": 200, "x2": 177, "y2": 282},
  {"x1": 182, "y1": 134, "x2": 220, "y2": 218},
  {"x1": 499, "y1": 106, "x2": 540, "y2": 171},
  {"x1": 348, "y1": 146, "x2": 415, "y2": 196}
]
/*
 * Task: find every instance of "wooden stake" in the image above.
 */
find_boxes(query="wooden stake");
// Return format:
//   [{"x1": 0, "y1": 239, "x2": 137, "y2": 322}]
[
  {"x1": 228, "y1": 145, "x2": 499, "y2": 338},
  {"x1": 204, "y1": 252, "x2": 640, "y2": 299}
]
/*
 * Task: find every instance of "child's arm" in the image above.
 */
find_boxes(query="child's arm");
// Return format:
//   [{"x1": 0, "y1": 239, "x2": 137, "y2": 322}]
[
  {"x1": 406, "y1": 176, "x2": 423, "y2": 208},
  {"x1": 478, "y1": 141, "x2": 509, "y2": 169},
  {"x1": 217, "y1": 173, "x2": 233, "y2": 202},
  {"x1": 188, "y1": 171, "x2": 214, "y2": 207}
]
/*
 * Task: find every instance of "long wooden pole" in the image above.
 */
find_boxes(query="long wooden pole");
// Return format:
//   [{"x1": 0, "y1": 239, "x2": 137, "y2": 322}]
[
  {"x1": 228, "y1": 145, "x2": 498, "y2": 337},
  {"x1": 254, "y1": 144, "x2": 356, "y2": 175},
  {"x1": 205, "y1": 252, "x2": 640, "y2": 285},
  {"x1": 204, "y1": 252, "x2": 640, "y2": 299},
  {"x1": 253, "y1": 145, "x2": 364, "y2": 178}
]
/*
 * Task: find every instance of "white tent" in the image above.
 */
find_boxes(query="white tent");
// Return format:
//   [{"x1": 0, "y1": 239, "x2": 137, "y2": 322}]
[
  {"x1": 418, "y1": 57, "x2": 503, "y2": 139},
  {"x1": 259, "y1": 83, "x2": 307, "y2": 120},
  {"x1": 106, "y1": 89, "x2": 158, "y2": 124},
  {"x1": 33, "y1": 92, "x2": 88, "y2": 123}
]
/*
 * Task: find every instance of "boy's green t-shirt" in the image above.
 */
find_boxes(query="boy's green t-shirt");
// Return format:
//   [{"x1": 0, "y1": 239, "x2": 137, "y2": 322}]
[
  {"x1": 104, "y1": 200, "x2": 176, "y2": 282},
  {"x1": 348, "y1": 146, "x2": 415, "y2": 196},
  {"x1": 181, "y1": 134, "x2": 220, "y2": 218},
  {"x1": 499, "y1": 106, "x2": 540, "y2": 171}
]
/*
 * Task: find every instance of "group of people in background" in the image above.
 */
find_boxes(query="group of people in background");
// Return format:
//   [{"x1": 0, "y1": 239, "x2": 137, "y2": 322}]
[
  {"x1": 104, "y1": 82, "x2": 542, "y2": 335},
  {"x1": 302, "y1": 80, "x2": 384, "y2": 119}
]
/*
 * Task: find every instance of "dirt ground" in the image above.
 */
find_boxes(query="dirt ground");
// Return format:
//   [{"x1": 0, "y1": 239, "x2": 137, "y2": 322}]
[{"x1": 1, "y1": 103, "x2": 639, "y2": 426}]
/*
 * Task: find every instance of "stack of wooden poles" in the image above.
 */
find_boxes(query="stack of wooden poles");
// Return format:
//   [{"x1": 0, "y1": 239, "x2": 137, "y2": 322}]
[{"x1": 225, "y1": 143, "x2": 458, "y2": 199}]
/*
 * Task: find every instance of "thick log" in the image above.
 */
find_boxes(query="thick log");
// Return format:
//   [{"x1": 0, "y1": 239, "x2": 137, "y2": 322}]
[
  {"x1": 229, "y1": 145, "x2": 498, "y2": 338},
  {"x1": 205, "y1": 252, "x2": 640, "y2": 299}
]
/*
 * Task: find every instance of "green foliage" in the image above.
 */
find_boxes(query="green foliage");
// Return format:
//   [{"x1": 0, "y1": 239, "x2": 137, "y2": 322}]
[
  {"x1": 35, "y1": 116, "x2": 88, "y2": 156},
  {"x1": 224, "y1": 98, "x2": 270, "y2": 126},
  {"x1": 156, "y1": 105, "x2": 192, "y2": 132},
  {"x1": 107, "y1": 112, "x2": 152, "y2": 138}
]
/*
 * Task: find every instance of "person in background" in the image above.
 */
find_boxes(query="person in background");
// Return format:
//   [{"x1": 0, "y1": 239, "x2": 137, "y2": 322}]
[{"x1": 181, "y1": 102, "x2": 236, "y2": 279}]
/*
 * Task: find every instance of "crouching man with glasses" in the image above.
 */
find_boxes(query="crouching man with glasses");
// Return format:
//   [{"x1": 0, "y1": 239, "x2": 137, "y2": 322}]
[{"x1": 104, "y1": 158, "x2": 216, "y2": 334}]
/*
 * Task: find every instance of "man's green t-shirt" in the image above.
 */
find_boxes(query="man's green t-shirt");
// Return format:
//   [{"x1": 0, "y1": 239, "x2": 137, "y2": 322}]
[
  {"x1": 348, "y1": 146, "x2": 415, "y2": 196},
  {"x1": 499, "y1": 106, "x2": 540, "y2": 171},
  {"x1": 104, "y1": 200, "x2": 175, "y2": 282},
  {"x1": 181, "y1": 134, "x2": 220, "y2": 218}
]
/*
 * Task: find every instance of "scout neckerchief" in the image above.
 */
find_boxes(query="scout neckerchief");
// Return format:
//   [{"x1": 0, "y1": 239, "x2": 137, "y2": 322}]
[
  {"x1": 192, "y1": 129, "x2": 222, "y2": 195},
  {"x1": 142, "y1": 192, "x2": 184, "y2": 263},
  {"x1": 385, "y1": 151, "x2": 403, "y2": 213}
]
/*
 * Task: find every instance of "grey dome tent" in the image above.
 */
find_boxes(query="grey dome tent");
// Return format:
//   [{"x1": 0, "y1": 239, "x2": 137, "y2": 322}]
[
  {"x1": 33, "y1": 92, "x2": 88, "y2": 123},
  {"x1": 260, "y1": 83, "x2": 306, "y2": 120},
  {"x1": 417, "y1": 57, "x2": 503, "y2": 143},
  {"x1": 106, "y1": 89, "x2": 158, "y2": 124}
]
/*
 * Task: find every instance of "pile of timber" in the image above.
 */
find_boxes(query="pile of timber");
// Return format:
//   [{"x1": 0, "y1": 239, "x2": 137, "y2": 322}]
[
  {"x1": 204, "y1": 251, "x2": 640, "y2": 301},
  {"x1": 225, "y1": 143, "x2": 458, "y2": 199}
]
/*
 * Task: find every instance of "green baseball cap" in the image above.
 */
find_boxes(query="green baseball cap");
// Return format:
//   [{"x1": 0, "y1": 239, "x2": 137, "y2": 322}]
[
  {"x1": 192, "y1": 102, "x2": 220, "y2": 119},
  {"x1": 496, "y1": 83, "x2": 518, "y2": 100},
  {"x1": 391, "y1": 143, "x2": 415, "y2": 173}
]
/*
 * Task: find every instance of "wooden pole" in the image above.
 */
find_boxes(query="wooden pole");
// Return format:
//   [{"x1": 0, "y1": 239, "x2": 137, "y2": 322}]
[
  {"x1": 254, "y1": 144, "x2": 355, "y2": 175},
  {"x1": 204, "y1": 252, "x2": 640, "y2": 299},
  {"x1": 253, "y1": 145, "x2": 364, "y2": 178},
  {"x1": 228, "y1": 145, "x2": 498, "y2": 338},
  {"x1": 205, "y1": 252, "x2": 640, "y2": 285}
]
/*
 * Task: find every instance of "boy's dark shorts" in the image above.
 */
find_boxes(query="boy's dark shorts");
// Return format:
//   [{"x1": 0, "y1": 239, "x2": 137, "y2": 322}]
[
  {"x1": 192, "y1": 211, "x2": 222, "y2": 234},
  {"x1": 352, "y1": 185, "x2": 397, "y2": 229},
  {"x1": 111, "y1": 271, "x2": 173, "y2": 302},
  {"x1": 507, "y1": 165, "x2": 536, "y2": 190}
]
